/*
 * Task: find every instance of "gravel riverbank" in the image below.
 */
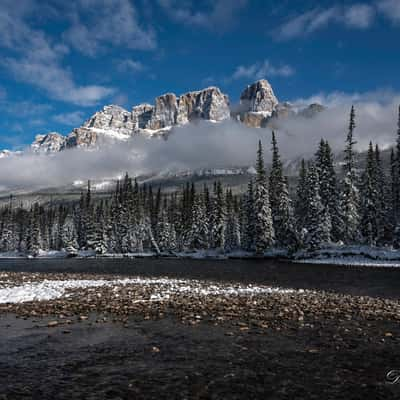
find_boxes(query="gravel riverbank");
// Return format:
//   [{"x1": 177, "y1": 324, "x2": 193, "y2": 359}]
[{"x1": 1, "y1": 261, "x2": 400, "y2": 399}]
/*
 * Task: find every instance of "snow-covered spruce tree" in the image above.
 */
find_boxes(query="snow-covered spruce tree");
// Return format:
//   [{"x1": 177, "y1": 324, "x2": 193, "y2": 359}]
[
  {"x1": 186, "y1": 193, "x2": 209, "y2": 250},
  {"x1": 0, "y1": 204, "x2": 15, "y2": 252},
  {"x1": 360, "y1": 142, "x2": 378, "y2": 245},
  {"x1": 225, "y1": 189, "x2": 241, "y2": 251},
  {"x1": 27, "y1": 203, "x2": 42, "y2": 256},
  {"x1": 394, "y1": 105, "x2": 400, "y2": 222},
  {"x1": 254, "y1": 140, "x2": 274, "y2": 254},
  {"x1": 15, "y1": 207, "x2": 29, "y2": 253},
  {"x1": 209, "y1": 181, "x2": 226, "y2": 251},
  {"x1": 340, "y1": 106, "x2": 361, "y2": 244},
  {"x1": 269, "y1": 131, "x2": 296, "y2": 248},
  {"x1": 242, "y1": 179, "x2": 256, "y2": 251},
  {"x1": 315, "y1": 139, "x2": 343, "y2": 242},
  {"x1": 304, "y1": 163, "x2": 331, "y2": 250},
  {"x1": 61, "y1": 215, "x2": 79, "y2": 255},
  {"x1": 374, "y1": 144, "x2": 391, "y2": 245},
  {"x1": 391, "y1": 106, "x2": 400, "y2": 246},
  {"x1": 93, "y1": 202, "x2": 108, "y2": 255},
  {"x1": 156, "y1": 198, "x2": 175, "y2": 253},
  {"x1": 84, "y1": 204, "x2": 97, "y2": 251},
  {"x1": 294, "y1": 159, "x2": 308, "y2": 233},
  {"x1": 390, "y1": 148, "x2": 400, "y2": 247}
]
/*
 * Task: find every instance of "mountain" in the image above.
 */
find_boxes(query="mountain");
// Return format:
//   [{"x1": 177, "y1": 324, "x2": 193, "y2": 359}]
[{"x1": 28, "y1": 80, "x2": 323, "y2": 153}]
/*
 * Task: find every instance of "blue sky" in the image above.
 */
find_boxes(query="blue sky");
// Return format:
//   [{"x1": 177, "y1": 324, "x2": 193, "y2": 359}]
[{"x1": 0, "y1": 0, "x2": 400, "y2": 149}]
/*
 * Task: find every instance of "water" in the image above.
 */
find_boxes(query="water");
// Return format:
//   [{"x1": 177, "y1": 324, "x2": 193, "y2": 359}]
[{"x1": 0, "y1": 257, "x2": 399, "y2": 299}]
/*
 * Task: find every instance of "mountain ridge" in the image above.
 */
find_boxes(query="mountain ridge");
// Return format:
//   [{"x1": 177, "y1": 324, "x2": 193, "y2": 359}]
[{"x1": 20, "y1": 80, "x2": 324, "y2": 154}]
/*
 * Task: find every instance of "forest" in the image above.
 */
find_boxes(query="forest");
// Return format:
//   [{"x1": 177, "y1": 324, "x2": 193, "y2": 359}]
[{"x1": 0, "y1": 105, "x2": 400, "y2": 257}]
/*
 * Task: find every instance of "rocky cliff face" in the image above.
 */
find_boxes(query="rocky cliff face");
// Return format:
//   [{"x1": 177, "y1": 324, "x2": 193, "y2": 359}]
[
  {"x1": 131, "y1": 104, "x2": 154, "y2": 130},
  {"x1": 176, "y1": 87, "x2": 230, "y2": 124},
  {"x1": 146, "y1": 87, "x2": 230, "y2": 129},
  {"x1": 28, "y1": 80, "x2": 322, "y2": 152},
  {"x1": 240, "y1": 79, "x2": 278, "y2": 114},
  {"x1": 84, "y1": 105, "x2": 135, "y2": 135},
  {"x1": 236, "y1": 80, "x2": 279, "y2": 128},
  {"x1": 31, "y1": 132, "x2": 67, "y2": 153}
]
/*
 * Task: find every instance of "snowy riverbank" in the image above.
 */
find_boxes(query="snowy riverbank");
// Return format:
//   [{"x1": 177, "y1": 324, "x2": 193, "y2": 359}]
[{"x1": 1, "y1": 245, "x2": 400, "y2": 267}]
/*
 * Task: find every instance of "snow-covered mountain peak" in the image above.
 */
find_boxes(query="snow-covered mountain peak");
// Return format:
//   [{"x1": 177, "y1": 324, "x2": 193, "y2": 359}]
[
  {"x1": 31, "y1": 132, "x2": 66, "y2": 153},
  {"x1": 22, "y1": 81, "x2": 323, "y2": 153}
]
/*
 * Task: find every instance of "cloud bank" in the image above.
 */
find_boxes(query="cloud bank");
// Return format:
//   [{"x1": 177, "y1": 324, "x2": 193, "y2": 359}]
[{"x1": 0, "y1": 89, "x2": 399, "y2": 192}]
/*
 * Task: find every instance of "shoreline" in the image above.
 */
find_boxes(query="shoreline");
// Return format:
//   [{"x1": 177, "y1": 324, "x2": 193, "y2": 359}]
[{"x1": 1, "y1": 268, "x2": 400, "y2": 399}]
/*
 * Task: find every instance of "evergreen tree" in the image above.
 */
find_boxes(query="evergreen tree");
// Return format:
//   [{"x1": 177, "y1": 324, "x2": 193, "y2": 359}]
[
  {"x1": 210, "y1": 181, "x2": 226, "y2": 250},
  {"x1": 225, "y1": 190, "x2": 241, "y2": 251},
  {"x1": 295, "y1": 159, "x2": 308, "y2": 231},
  {"x1": 340, "y1": 106, "x2": 360, "y2": 243},
  {"x1": 304, "y1": 163, "x2": 330, "y2": 250},
  {"x1": 269, "y1": 132, "x2": 296, "y2": 247},
  {"x1": 360, "y1": 142, "x2": 378, "y2": 245},
  {"x1": 241, "y1": 179, "x2": 255, "y2": 251},
  {"x1": 316, "y1": 139, "x2": 343, "y2": 241},
  {"x1": 254, "y1": 141, "x2": 274, "y2": 254},
  {"x1": 61, "y1": 215, "x2": 79, "y2": 255},
  {"x1": 186, "y1": 193, "x2": 209, "y2": 250}
]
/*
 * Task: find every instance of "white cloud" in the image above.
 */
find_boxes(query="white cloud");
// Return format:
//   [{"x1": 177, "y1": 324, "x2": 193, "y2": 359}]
[
  {"x1": 0, "y1": 100, "x2": 52, "y2": 118},
  {"x1": 0, "y1": 88, "x2": 399, "y2": 192},
  {"x1": 274, "y1": 4, "x2": 375, "y2": 40},
  {"x1": 377, "y1": 0, "x2": 400, "y2": 24},
  {"x1": 158, "y1": 0, "x2": 248, "y2": 32},
  {"x1": 116, "y1": 59, "x2": 145, "y2": 74},
  {"x1": 0, "y1": 2, "x2": 114, "y2": 106},
  {"x1": 344, "y1": 4, "x2": 375, "y2": 29},
  {"x1": 63, "y1": 0, "x2": 156, "y2": 57},
  {"x1": 229, "y1": 60, "x2": 295, "y2": 82},
  {"x1": 53, "y1": 111, "x2": 85, "y2": 126}
]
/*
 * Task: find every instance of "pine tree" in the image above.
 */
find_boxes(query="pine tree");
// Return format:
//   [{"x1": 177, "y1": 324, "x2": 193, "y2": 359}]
[
  {"x1": 225, "y1": 190, "x2": 241, "y2": 251},
  {"x1": 186, "y1": 194, "x2": 209, "y2": 250},
  {"x1": 316, "y1": 140, "x2": 343, "y2": 241},
  {"x1": 241, "y1": 179, "x2": 255, "y2": 251},
  {"x1": 61, "y1": 215, "x2": 79, "y2": 255},
  {"x1": 27, "y1": 203, "x2": 42, "y2": 256},
  {"x1": 374, "y1": 144, "x2": 391, "y2": 244},
  {"x1": 394, "y1": 105, "x2": 400, "y2": 221},
  {"x1": 304, "y1": 163, "x2": 330, "y2": 250},
  {"x1": 360, "y1": 142, "x2": 378, "y2": 245},
  {"x1": 295, "y1": 159, "x2": 308, "y2": 231},
  {"x1": 269, "y1": 132, "x2": 296, "y2": 247},
  {"x1": 340, "y1": 106, "x2": 360, "y2": 243},
  {"x1": 254, "y1": 141, "x2": 274, "y2": 254},
  {"x1": 210, "y1": 181, "x2": 226, "y2": 250}
]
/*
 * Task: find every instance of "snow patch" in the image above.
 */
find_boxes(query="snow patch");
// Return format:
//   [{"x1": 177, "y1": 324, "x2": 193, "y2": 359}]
[{"x1": 0, "y1": 277, "x2": 297, "y2": 304}]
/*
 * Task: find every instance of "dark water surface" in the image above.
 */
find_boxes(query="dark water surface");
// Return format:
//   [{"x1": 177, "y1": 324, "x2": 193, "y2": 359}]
[
  {"x1": 2, "y1": 259, "x2": 400, "y2": 399},
  {"x1": 0, "y1": 257, "x2": 399, "y2": 299}
]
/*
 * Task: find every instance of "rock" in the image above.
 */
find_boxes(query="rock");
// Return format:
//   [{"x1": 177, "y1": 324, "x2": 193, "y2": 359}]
[
  {"x1": 239, "y1": 112, "x2": 269, "y2": 128},
  {"x1": 31, "y1": 133, "x2": 66, "y2": 153},
  {"x1": 147, "y1": 87, "x2": 230, "y2": 129},
  {"x1": 47, "y1": 320, "x2": 59, "y2": 327},
  {"x1": 131, "y1": 104, "x2": 154, "y2": 130},
  {"x1": 239, "y1": 79, "x2": 278, "y2": 114},
  {"x1": 66, "y1": 127, "x2": 99, "y2": 148},
  {"x1": 298, "y1": 103, "x2": 325, "y2": 118},
  {"x1": 176, "y1": 87, "x2": 230, "y2": 124},
  {"x1": 84, "y1": 105, "x2": 135, "y2": 136},
  {"x1": 237, "y1": 79, "x2": 278, "y2": 128},
  {"x1": 147, "y1": 93, "x2": 178, "y2": 130},
  {"x1": 25, "y1": 81, "x2": 323, "y2": 153}
]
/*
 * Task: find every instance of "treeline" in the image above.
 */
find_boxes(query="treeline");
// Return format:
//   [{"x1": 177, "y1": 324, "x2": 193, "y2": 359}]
[{"x1": 1, "y1": 105, "x2": 400, "y2": 256}]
